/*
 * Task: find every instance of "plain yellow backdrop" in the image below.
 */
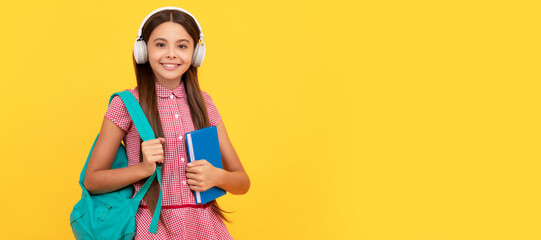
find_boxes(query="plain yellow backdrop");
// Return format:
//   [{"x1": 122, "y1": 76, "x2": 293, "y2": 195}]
[{"x1": 0, "y1": 0, "x2": 540, "y2": 239}]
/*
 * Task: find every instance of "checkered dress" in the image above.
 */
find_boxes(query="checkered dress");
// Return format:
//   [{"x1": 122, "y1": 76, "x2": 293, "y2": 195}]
[{"x1": 104, "y1": 81, "x2": 233, "y2": 239}]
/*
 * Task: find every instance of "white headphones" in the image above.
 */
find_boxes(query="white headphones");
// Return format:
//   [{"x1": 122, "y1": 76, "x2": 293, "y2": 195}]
[{"x1": 133, "y1": 6, "x2": 206, "y2": 67}]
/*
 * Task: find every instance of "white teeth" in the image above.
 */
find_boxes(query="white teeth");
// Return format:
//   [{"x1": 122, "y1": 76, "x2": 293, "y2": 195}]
[{"x1": 163, "y1": 64, "x2": 178, "y2": 68}]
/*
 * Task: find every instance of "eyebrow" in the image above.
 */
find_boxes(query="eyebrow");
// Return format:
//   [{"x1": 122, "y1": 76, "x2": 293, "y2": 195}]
[{"x1": 153, "y1": 38, "x2": 190, "y2": 43}]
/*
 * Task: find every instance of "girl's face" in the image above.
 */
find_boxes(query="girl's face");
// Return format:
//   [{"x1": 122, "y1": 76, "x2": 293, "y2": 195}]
[{"x1": 147, "y1": 21, "x2": 195, "y2": 84}]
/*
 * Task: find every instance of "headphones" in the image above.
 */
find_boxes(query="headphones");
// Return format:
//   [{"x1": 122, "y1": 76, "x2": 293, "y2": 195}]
[{"x1": 133, "y1": 6, "x2": 206, "y2": 67}]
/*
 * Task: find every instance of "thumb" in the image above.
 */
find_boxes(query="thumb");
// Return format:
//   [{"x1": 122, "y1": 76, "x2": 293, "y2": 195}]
[{"x1": 159, "y1": 137, "x2": 166, "y2": 143}]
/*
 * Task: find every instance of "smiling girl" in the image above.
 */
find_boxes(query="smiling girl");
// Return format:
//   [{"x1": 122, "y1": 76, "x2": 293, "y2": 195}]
[{"x1": 83, "y1": 6, "x2": 250, "y2": 239}]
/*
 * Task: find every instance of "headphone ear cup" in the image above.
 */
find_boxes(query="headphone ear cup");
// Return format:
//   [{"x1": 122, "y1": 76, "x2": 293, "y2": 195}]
[
  {"x1": 134, "y1": 40, "x2": 148, "y2": 64},
  {"x1": 191, "y1": 42, "x2": 205, "y2": 67}
]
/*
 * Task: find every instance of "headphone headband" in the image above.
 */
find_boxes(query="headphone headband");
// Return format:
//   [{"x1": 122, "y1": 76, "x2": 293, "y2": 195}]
[{"x1": 136, "y1": 6, "x2": 204, "y2": 43}]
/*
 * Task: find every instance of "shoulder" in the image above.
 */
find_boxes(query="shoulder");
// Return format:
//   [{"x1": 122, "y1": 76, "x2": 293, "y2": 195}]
[
  {"x1": 201, "y1": 90, "x2": 220, "y2": 109},
  {"x1": 201, "y1": 90, "x2": 210, "y2": 99},
  {"x1": 105, "y1": 86, "x2": 137, "y2": 132},
  {"x1": 127, "y1": 86, "x2": 139, "y2": 101},
  {"x1": 110, "y1": 86, "x2": 139, "y2": 105},
  {"x1": 201, "y1": 90, "x2": 216, "y2": 103},
  {"x1": 200, "y1": 90, "x2": 222, "y2": 126}
]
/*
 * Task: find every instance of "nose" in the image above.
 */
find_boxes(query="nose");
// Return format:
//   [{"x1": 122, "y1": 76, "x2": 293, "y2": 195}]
[{"x1": 166, "y1": 46, "x2": 177, "y2": 59}]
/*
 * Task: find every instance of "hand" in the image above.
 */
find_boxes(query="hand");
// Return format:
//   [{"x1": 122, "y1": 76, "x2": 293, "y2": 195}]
[
  {"x1": 186, "y1": 159, "x2": 222, "y2": 192},
  {"x1": 140, "y1": 137, "x2": 165, "y2": 176}
]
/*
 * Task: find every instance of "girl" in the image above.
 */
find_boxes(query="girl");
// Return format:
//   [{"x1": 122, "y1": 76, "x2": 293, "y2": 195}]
[{"x1": 83, "y1": 6, "x2": 250, "y2": 239}]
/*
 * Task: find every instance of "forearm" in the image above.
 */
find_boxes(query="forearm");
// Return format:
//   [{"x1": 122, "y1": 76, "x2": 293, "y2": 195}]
[
  {"x1": 84, "y1": 164, "x2": 149, "y2": 195},
  {"x1": 216, "y1": 169, "x2": 250, "y2": 195}
]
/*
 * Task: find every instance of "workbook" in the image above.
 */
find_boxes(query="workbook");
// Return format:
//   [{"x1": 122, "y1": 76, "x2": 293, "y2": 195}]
[{"x1": 185, "y1": 126, "x2": 227, "y2": 204}]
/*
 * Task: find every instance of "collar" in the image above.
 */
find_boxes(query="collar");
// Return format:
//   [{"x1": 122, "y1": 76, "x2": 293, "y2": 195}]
[{"x1": 155, "y1": 81, "x2": 186, "y2": 98}]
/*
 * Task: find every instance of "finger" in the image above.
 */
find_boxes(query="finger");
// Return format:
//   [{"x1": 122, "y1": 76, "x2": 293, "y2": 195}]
[
  {"x1": 189, "y1": 184, "x2": 205, "y2": 192},
  {"x1": 187, "y1": 179, "x2": 200, "y2": 186},
  {"x1": 185, "y1": 167, "x2": 198, "y2": 174},
  {"x1": 143, "y1": 138, "x2": 161, "y2": 146},
  {"x1": 195, "y1": 159, "x2": 208, "y2": 164},
  {"x1": 195, "y1": 185, "x2": 209, "y2": 192},
  {"x1": 186, "y1": 172, "x2": 197, "y2": 179},
  {"x1": 188, "y1": 160, "x2": 206, "y2": 167},
  {"x1": 144, "y1": 151, "x2": 162, "y2": 158},
  {"x1": 146, "y1": 138, "x2": 164, "y2": 146},
  {"x1": 151, "y1": 156, "x2": 164, "y2": 164},
  {"x1": 149, "y1": 144, "x2": 164, "y2": 150},
  {"x1": 150, "y1": 148, "x2": 164, "y2": 155},
  {"x1": 151, "y1": 153, "x2": 164, "y2": 160},
  {"x1": 142, "y1": 145, "x2": 161, "y2": 152}
]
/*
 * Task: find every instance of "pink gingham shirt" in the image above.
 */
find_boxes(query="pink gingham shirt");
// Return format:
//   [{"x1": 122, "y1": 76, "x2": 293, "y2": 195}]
[{"x1": 104, "y1": 81, "x2": 233, "y2": 239}]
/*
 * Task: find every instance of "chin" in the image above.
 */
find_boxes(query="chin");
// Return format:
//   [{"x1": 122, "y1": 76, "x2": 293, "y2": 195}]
[{"x1": 163, "y1": 76, "x2": 183, "y2": 81}]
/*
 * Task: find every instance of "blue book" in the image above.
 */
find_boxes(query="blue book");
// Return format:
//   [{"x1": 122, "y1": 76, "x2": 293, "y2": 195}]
[{"x1": 185, "y1": 126, "x2": 227, "y2": 204}]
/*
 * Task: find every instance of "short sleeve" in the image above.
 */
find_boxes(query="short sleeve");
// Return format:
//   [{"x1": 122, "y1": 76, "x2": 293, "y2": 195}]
[
  {"x1": 104, "y1": 95, "x2": 132, "y2": 132},
  {"x1": 202, "y1": 91, "x2": 222, "y2": 126}
]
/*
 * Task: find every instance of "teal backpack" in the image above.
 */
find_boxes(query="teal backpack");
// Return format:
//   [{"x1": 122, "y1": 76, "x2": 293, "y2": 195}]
[{"x1": 70, "y1": 91, "x2": 163, "y2": 239}]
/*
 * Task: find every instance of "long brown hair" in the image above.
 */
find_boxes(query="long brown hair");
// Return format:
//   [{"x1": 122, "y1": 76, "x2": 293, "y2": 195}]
[{"x1": 132, "y1": 9, "x2": 232, "y2": 230}]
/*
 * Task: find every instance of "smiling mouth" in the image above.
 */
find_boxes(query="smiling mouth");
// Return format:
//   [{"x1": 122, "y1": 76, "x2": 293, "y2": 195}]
[
  {"x1": 161, "y1": 63, "x2": 180, "y2": 68},
  {"x1": 160, "y1": 63, "x2": 181, "y2": 71}
]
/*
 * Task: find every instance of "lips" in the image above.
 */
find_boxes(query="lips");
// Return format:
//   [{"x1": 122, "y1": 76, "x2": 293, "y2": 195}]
[{"x1": 161, "y1": 63, "x2": 180, "y2": 70}]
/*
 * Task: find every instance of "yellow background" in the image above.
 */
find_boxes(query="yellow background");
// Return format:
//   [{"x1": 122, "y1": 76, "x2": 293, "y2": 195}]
[{"x1": 0, "y1": 0, "x2": 539, "y2": 239}]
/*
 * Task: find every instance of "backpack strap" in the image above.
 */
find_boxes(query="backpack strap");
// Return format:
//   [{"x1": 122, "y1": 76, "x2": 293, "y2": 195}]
[
  {"x1": 108, "y1": 91, "x2": 154, "y2": 141},
  {"x1": 109, "y1": 91, "x2": 163, "y2": 234}
]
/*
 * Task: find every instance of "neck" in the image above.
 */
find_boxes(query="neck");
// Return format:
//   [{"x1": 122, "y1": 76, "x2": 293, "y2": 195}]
[{"x1": 156, "y1": 78, "x2": 181, "y2": 90}]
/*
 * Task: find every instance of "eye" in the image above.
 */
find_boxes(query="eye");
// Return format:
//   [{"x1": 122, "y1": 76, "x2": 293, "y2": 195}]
[
  {"x1": 178, "y1": 45, "x2": 187, "y2": 49},
  {"x1": 156, "y1": 43, "x2": 165, "y2": 47}
]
